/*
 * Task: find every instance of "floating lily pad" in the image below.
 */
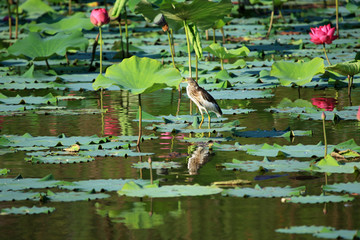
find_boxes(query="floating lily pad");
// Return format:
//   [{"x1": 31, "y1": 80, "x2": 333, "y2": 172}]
[
  {"x1": 42, "y1": 190, "x2": 110, "y2": 202},
  {"x1": 0, "y1": 174, "x2": 61, "y2": 191},
  {"x1": 78, "y1": 149, "x2": 153, "y2": 157},
  {"x1": 209, "y1": 89, "x2": 273, "y2": 100},
  {"x1": 323, "y1": 182, "x2": 360, "y2": 195},
  {"x1": 222, "y1": 185, "x2": 305, "y2": 198},
  {"x1": 276, "y1": 225, "x2": 360, "y2": 239},
  {"x1": 59, "y1": 179, "x2": 150, "y2": 192},
  {"x1": 0, "y1": 191, "x2": 39, "y2": 202},
  {"x1": 118, "y1": 181, "x2": 223, "y2": 198},
  {"x1": 283, "y1": 194, "x2": 354, "y2": 204},
  {"x1": 132, "y1": 161, "x2": 182, "y2": 169},
  {"x1": 223, "y1": 158, "x2": 309, "y2": 172},
  {"x1": 25, "y1": 155, "x2": 95, "y2": 164},
  {"x1": 309, "y1": 154, "x2": 360, "y2": 173},
  {"x1": 0, "y1": 206, "x2": 55, "y2": 215},
  {"x1": 232, "y1": 128, "x2": 312, "y2": 138},
  {"x1": 0, "y1": 93, "x2": 57, "y2": 105}
]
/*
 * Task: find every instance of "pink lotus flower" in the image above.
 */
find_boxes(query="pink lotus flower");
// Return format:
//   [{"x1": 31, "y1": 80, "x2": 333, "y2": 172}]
[
  {"x1": 90, "y1": 8, "x2": 110, "y2": 27},
  {"x1": 311, "y1": 97, "x2": 337, "y2": 111},
  {"x1": 309, "y1": 24, "x2": 337, "y2": 45},
  {"x1": 357, "y1": 106, "x2": 360, "y2": 121}
]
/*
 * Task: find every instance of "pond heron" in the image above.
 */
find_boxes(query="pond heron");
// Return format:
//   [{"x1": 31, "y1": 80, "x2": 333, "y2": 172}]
[{"x1": 185, "y1": 77, "x2": 222, "y2": 128}]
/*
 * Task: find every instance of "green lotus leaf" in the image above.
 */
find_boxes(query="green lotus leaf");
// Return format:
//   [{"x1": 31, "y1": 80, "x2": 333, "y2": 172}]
[
  {"x1": 270, "y1": 58, "x2": 325, "y2": 86},
  {"x1": 308, "y1": 154, "x2": 360, "y2": 173},
  {"x1": 209, "y1": 89, "x2": 273, "y2": 100},
  {"x1": 0, "y1": 191, "x2": 39, "y2": 202},
  {"x1": 110, "y1": 0, "x2": 128, "y2": 18},
  {"x1": 276, "y1": 225, "x2": 335, "y2": 234},
  {"x1": 186, "y1": 23, "x2": 203, "y2": 58},
  {"x1": 25, "y1": 155, "x2": 95, "y2": 164},
  {"x1": 0, "y1": 168, "x2": 9, "y2": 176},
  {"x1": 132, "y1": 161, "x2": 182, "y2": 169},
  {"x1": 323, "y1": 182, "x2": 360, "y2": 195},
  {"x1": 223, "y1": 158, "x2": 309, "y2": 172},
  {"x1": 250, "y1": 0, "x2": 288, "y2": 6},
  {"x1": 42, "y1": 190, "x2": 110, "y2": 202},
  {"x1": 27, "y1": 13, "x2": 94, "y2": 34},
  {"x1": 0, "y1": 206, "x2": 55, "y2": 215},
  {"x1": 7, "y1": 31, "x2": 89, "y2": 61},
  {"x1": 159, "y1": 0, "x2": 233, "y2": 30},
  {"x1": 0, "y1": 174, "x2": 61, "y2": 191},
  {"x1": 118, "y1": 181, "x2": 223, "y2": 198},
  {"x1": 326, "y1": 60, "x2": 360, "y2": 76},
  {"x1": 232, "y1": 128, "x2": 312, "y2": 138},
  {"x1": 92, "y1": 56, "x2": 182, "y2": 94},
  {"x1": 59, "y1": 179, "x2": 150, "y2": 192},
  {"x1": 284, "y1": 194, "x2": 354, "y2": 203},
  {"x1": 203, "y1": 43, "x2": 250, "y2": 60},
  {"x1": 0, "y1": 93, "x2": 57, "y2": 105},
  {"x1": 78, "y1": 149, "x2": 154, "y2": 157},
  {"x1": 223, "y1": 185, "x2": 305, "y2": 198},
  {"x1": 20, "y1": 0, "x2": 54, "y2": 16}
]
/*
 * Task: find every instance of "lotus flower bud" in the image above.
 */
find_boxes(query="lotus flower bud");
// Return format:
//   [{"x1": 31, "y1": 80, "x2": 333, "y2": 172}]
[
  {"x1": 357, "y1": 106, "x2": 360, "y2": 121},
  {"x1": 148, "y1": 157, "x2": 152, "y2": 164},
  {"x1": 90, "y1": 8, "x2": 110, "y2": 27},
  {"x1": 309, "y1": 24, "x2": 337, "y2": 45},
  {"x1": 154, "y1": 14, "x2": 168, "y2": 32},
  {"x1": 321, "y1": 112, "x2": 326, "y2": 120}
]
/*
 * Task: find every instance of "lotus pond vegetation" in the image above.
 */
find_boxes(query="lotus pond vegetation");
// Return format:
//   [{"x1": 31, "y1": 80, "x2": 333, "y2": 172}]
[{"x1": 0, "y1": 0, "x2": 360, "y2": 239}]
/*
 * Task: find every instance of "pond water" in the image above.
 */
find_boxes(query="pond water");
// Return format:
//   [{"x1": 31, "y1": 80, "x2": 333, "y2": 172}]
[
  {"x1": 1, "y1": 1, "x2": 360, "y2": 239},
  {"x1": 0, "y1": 86, "x2": 359, "y2": 240}
]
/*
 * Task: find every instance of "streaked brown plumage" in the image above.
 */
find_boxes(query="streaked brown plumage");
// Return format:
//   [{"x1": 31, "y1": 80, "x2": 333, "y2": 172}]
[{"x1": 185, "y1": 77, "x2": 222, "y2": 128}]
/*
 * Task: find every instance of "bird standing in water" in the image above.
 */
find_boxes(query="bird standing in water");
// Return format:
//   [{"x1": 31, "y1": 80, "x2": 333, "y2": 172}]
[{"x1": 185, "y1": 77, "x2": 222, "y2": 128}]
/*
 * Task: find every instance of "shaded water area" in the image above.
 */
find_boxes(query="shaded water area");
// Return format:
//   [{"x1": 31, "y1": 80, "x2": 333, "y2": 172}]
[{"x1": 0, "y1": 85, "x2": 359, "y2": 240}]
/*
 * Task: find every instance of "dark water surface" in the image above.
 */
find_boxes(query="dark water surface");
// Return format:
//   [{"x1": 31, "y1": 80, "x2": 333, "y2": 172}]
[{"x1": 0, "y1": 86, "x2": 359, "y2": 240}]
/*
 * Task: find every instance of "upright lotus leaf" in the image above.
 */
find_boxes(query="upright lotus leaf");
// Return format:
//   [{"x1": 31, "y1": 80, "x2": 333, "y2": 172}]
[
  {"x1": 20, "y1": 0, "x2": 54, "y2": 16},
  {"x1": 270, "y1": 58, "x2": 325, "y2": 86},
  {"x1": 92, "y1": 56, "x2": 182, "y2": 94},
  {"x1": 204, "y1": 43, "x2": 250, "y2": 60},
  {"x1": 136, "y1": 0, "x2": 233, "y2": 30},
  {"x1": 326, "y1": 61, "x2": 360, "y2": 76},
  {"x1": 7, "y1": 31, "x2": 89, "y2": 61},
  {"x1": 159, "y1": 0, "x2": 233, "y2": 30},
  {"x1": 27, "y1": 13, "x2": 94, "y2": 34},
  {"x1": 110, "y1": 0, "x2": 128, "y2": 18},
  {"x1": 186, "y1": 23, "x2": 203, "y2": 58}
]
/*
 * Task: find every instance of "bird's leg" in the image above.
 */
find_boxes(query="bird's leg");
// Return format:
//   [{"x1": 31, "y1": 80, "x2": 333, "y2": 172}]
[
  {"x1": 199, "y1": 113, "x2": 204, "y2": 129},
  {"x1": 204, "y1": 109, "x2": 211, "y2": 129}
]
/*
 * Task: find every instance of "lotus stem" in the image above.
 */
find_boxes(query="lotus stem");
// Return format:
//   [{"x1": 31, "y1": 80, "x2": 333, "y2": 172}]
[
  {"x1": 65, "y1": 52, "x2": 70, "y2": 65},
  {"x1": 137, "y1": 94, "x2": 142, "y2": 146},
  {"x1": 205, "y1": 29, "x2": 209, "y2": 41},
  {"x1": 266, "y1": 10, "x2": 274, "y2": 39},
  {"x1": 195, "y1": 54, "x2": 198, "y2": 81},
  {"x1": 220, "y1": 27, "x2": 225, "y2": 44},
  {"x1": 99, "y1": 27, "x2": 103, "y2": 74},
  {"x1": 167, "y1": 30, "x2": 176, "y2": 69},
  {"x1": 6, "y1": 0, "x2": 12, "y2": 40},
  {"x1": 15, "y1": 0, "x2": 18, "y2": 39},
  {"x1": 118, "y1": 16, "x2": 125, "y2": 59},
  {"x1": 348, "y1": 75, "x2": 353, "y2": 96},
  {"x1": 100, "y1": 90, "x2": 104, "y2": 136},
  {"x1": 220, "y1": 58, "x2": 224, "y2": 70},
  {"x1": 322, "y1": 112, "x2": 327, "y2": 157},
  {"x1": 213, "y1": 28, "x2": 216, "y2": 43},
  {"x1": 148, "y1": 157, "x2": 153, "y2": 184},
  {"x1": 68, "y1": 0, "x2": 72, "y2": 15},
  {"x1": 336, "y1": 0, "x2": 339, "y2": 37},
  {"x1": 89, "y1": 33, "x2": 99, "y2": 70},
  {"x1": 45, "y1": 59, "x2": 51, "y2": 69},
  {"x1": 322, "y1": 43, "x2": 331, "y2": 66},
  {"x1": 124, "y1": 7, "x2": 129, "y2": 58},
  {"x1": 170, "y1": 29, "x2": 176, "y2": 59}
]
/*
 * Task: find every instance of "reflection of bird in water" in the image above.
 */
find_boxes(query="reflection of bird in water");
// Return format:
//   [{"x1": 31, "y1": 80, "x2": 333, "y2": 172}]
[
  {"x1": 185, "y1": 77, "x2": 222, "y2": 129},
  {"x1": 187, "y1": 145, "x2": 210, "y2": 175}
]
